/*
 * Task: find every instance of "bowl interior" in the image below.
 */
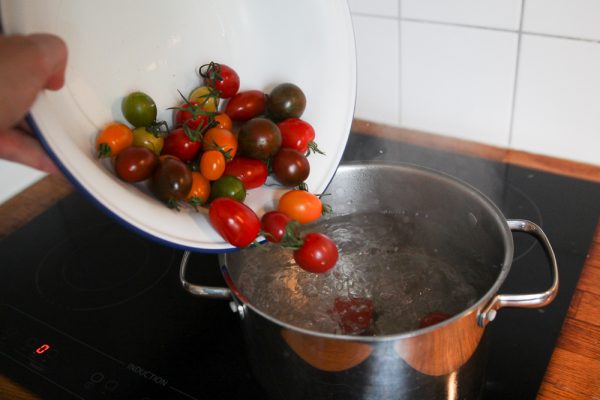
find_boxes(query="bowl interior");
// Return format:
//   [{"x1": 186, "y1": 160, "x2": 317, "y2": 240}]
[{"x1": 0, "y1": 0, "x2": 356, "y2": 252}]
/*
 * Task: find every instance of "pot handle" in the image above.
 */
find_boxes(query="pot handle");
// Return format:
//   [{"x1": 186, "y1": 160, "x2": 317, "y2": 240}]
[
  {"x1": 179, "y1": 251, "x2": 232, "y2": 299},
  {"x1": 477, "y1": 220, "x2": 559, "y2": 327}
]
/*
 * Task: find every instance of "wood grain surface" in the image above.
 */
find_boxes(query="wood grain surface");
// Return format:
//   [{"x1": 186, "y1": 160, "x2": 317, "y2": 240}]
[{"x1": 0, "y1": 120, "x2": 597, "y2": 399}]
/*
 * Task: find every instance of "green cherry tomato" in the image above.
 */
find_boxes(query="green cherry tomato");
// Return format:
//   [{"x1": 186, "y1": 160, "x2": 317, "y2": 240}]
[
  {"x1": 122, "y1": 91, "x2": 157, "y2": 128},
  {"x1": 132, "y1": 127, "x2": 164, "y2": 155},
  {"x1": 210, "y1": 176, "x2": 246, "y2": 202}
]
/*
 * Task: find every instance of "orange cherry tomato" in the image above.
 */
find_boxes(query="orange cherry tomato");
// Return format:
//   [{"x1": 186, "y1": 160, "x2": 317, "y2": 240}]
[
  {"x1": 186, "y1": 171, "x2": 211, "y2": 207},
  {"x1": 200, "y1": 150, "x2": 226, "y2": 181},
  {"x1": 96, "y1": 122, "x2": 133, "y2": 158},
  {"x1": 213, "y1": 113, "x2": 233, "y2": 131},
  {"x1": 202, "y1": 128, "x2": 237, "y2": 160},
  {"x1": 277, "y1": 190, "x2": 322, "y2": 224}
]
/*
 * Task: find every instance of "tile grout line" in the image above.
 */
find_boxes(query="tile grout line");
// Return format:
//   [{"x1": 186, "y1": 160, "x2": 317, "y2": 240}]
[
  {"x1": 398, "y1": 0, "x2": 403, "y2": 127},
  {"x1": 507, "y1": 0, "x2": 527, "y2": 149}
]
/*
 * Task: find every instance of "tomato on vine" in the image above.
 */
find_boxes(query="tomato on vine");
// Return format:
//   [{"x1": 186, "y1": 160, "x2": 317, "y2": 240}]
[
  {"x1": 161, "y1": 125, "x2": 203, "y2": 162},
  {"x1": 189, "y1": 85, "x2": 220, "y2": 112},
  {"x1": 277, "y1": 118, "x2": 323, "y2": 155},
  {"x1": 277, "y1": 189, "x2": 324, "y2": 224},
  {"x1": 261, "y1": 211, "x2": 293, "y2": 243},
  {"x1": 202, "y1": 127, "x2": 237, "y2": 159},
  {"x1": 200, "y1": 62, "x2": 240, "y2": 99}
]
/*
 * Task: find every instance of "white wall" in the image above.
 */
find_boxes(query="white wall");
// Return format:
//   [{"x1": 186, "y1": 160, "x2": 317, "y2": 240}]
[{"x1": 349, "y1": 0, "x2": 600, "y2": 166}]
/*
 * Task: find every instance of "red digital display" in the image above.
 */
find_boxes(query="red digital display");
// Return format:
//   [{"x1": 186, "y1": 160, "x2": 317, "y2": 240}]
[{"x1": 35, "y1": 344, "x2": 50, "y2": 354}]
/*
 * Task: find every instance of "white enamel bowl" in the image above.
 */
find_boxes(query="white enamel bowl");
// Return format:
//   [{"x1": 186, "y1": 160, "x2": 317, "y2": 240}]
[{"x1": 0, "y1": 0, "x2": 356, "y2": 252}]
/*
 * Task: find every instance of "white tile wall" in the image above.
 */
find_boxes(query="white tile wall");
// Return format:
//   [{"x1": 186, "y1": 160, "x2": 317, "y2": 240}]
[
  {"x1": 524, "y1": 0, "x2": 600, "y2": 41},
  {"x1": 352, "y1": 15, "x2": 400, "y2": 126},
  {"x1": 347, "y1": 0, "x2": 399, "y2": 18},
  {"x1": 512, "y1": 35, "x2": 600, "y2": 165},
  {"x1": 0, "y1": 160, "x2": 45, "y2": 204},
  {"x1": 402, "y1": 0, "x2": 523, "y2": 30},
  {"x1": 401, "y1": 22, "x2": 518, "y2": 147}
]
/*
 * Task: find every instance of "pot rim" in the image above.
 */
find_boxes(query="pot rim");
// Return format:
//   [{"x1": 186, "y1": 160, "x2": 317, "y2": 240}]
[{"x1": 220, "y1": 162, "x2": 515, "y2": 342}]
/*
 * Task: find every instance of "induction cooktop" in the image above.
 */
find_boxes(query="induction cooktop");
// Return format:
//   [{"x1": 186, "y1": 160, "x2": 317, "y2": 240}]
[{"x1": 1, "y1": 132, "x2": 599, "y2": 399}]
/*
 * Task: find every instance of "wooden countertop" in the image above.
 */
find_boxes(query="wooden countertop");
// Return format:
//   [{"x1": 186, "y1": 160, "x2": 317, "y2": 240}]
[{"x1": 0, "y1": 120, "x2": 598, "y2": 399}]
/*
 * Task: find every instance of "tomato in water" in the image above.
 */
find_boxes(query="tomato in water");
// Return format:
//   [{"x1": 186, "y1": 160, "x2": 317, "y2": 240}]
[
  {"x1": 260, "y1": 211, "x2": 293, "y2": 243},
  {"x1": 209, "y1": 198, "x2": 260, "y2": 247},
  {"x1": 96, "y1": 123, "x2": 133, "y2": 158},
  {"x1": 418, "y1": 312, "x2": 452, "y2": 329},
  {"x1": 225, "y1": 90, "x2": 266, "y2": 122},
  {"x1": 114, "y1": 147, "x2": 158, "y2": 182},
  {"x1": 223, "y1": 157, "x2": 268, "y2": 190},
  {"x1": 332, "y1": 297, "x2": 374, "y2": 335},
  {"x1": 161, "y1": 126, "x2": 202, "y2": 162},
  {"x1": 293, "y1": 232, "x2": 338, "y2": 273},
  {"x1": 277, "y1": 190, "x2": 322, "y2": 224},
  {"x1": 149, "y1": 157, "x2": 192, "y2": 208},
  {"x1": 237, "y1": 118, "x2": 282, "y2": 161},
  {"x1": 200, "y1": 62, "x2": 240, "y2": 99},
  {"x1": 271, "y1": 148, "x2": 310, "y2": 186},
  {"x1": 121, "y1": 91, "x2": 157, "y2": 128},
  {"x1": 266, "y1": 83, "x2": 306, "y2": 121}
]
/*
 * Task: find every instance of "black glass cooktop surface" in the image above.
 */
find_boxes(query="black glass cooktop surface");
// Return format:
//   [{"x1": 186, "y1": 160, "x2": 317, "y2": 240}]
[{"x1": 1, "y1": 132, "x2": 599, "y2": 399}]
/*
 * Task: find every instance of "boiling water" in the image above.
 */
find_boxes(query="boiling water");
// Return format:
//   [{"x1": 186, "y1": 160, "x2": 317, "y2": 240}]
[{"x1": 235, "y1": 212, "x2": 487, "y2": 336}]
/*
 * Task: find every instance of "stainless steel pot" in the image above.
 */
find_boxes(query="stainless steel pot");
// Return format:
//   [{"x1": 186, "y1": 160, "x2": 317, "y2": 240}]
[{"x1": 180, "y1": 162, "x2": 558, "y2": 400}]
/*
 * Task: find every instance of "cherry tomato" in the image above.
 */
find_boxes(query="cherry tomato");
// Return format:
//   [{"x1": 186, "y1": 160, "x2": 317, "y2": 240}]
[
  {"x1": 149, "y1": 157, "x2": 192, "y2": 208},
  {"x1": 210, "y1": 176, "x2": 246, "y2": 202},
  {"x1": 223, "y1": 157, "x2": 268, "y2": 189},
  {"x1": 418, "y1": 312, "x2": 452, "y2": 329},
  {"x1": 122, "y1": 91, "x2": 157, "y2": 128},
  {"x1": 238, "y1": 118, "x2": 282, "y2": 161},
  {"x1": 272, "y1": 148, "x2": 310, "y2": 186},
  {"x1": 200, "y1": 62, "x2": 240, "y2": 99},
  {"x1": 202, "y1": 128, "x2": 237, "y2": 159},
  {"x1": 114, "y1": 147, "x2": 158, "y2": 182},
  {"x1": 332, "y1": 297, "x2": 373, "y2": 335},
  {"x1": 267, "y1": 83, "x2": 306, "y2": 121},
  {"x1": 277, "y1": 190, "x2": 322, "y2": 224},
  {"x1": 225, "y1": 90, "x2": 266, "y2": 121},
  {"x1": 132, "y1": 127, "x2": 164, "y2": 155},
  {"x1": 96, "y1": 122, "x2": 133, "y2": 158},
  {"x1": 209, "y1": 198, "x2": 260, "y2": 247},
  {"x1": 213, "y1": 113, "x2": 233, "y2": 131},
  {"x1": 294, "y1": 232, "x2": 338, "y2": 273},
  {"x1": 261, "y1": 211, "x2": 292, "y2": 243},
  {"x1": 161, "y1": 127, "x2": 202, "y2": 162},
  {"x1": 277, "y1": 118, "x2": 322, "y2": 155},
  {"x1": 200, "y1": 150, "x2": 226, "y2": 181},
  {"x1": 186, "y1": 171, "x2": 211, "y2": 208},
  {"x1": 173, "y1": 100, "x2": 212, "y2": 130},
  {"x1": 188, "y1": 86, "x2": 220, "y2": 112}
]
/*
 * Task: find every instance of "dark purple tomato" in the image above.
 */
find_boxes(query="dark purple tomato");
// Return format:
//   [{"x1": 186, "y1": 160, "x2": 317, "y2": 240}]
[
  {"x1": 271, "y1": 148, "x2": 310, "y2": 186},
  {"x1": 149, "y1": 157, "x2": 193, "y2": 207},
  {"x1": 237, "y1": 118, "x2": 282, "y2": 161},
  {"x1": 266, "y1": 83, "x2": 306, "y2": 121},
  {"x1": 114, "y1": 147, "x2": 158, "y2": 182}
]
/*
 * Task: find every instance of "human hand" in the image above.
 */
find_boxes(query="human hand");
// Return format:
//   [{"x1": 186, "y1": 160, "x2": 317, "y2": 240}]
[{"x1": 0, "y1": 33, "x2": 68, "y2": 174}]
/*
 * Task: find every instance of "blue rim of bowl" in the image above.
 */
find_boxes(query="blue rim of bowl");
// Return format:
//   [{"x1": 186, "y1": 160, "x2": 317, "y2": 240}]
[{"x1": 26, "y1": 113, "x2": 241, "y2": 254}]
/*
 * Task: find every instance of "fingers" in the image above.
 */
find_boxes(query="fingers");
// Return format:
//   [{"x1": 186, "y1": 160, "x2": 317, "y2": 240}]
[
  {"x1": 0, "y1": 127, "x2": 61, "y2": 174},
  {"x1": 0, "y1": 33, "x2": 68, "y2": 130}
]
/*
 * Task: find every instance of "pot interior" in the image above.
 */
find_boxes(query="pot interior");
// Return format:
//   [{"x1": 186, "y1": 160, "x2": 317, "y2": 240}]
[{"x1": 224, "y1": 163, "x2": 513, "y2": 336}]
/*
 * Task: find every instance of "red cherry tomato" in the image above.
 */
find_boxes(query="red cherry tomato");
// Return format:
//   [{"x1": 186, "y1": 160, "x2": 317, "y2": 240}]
[
  {"x1": 173, "y1": 101, "x2": 211, "y2": 130},
  {"x1": 201, "y1": 62, "x2": 240, "y2": 99},
  {"x1": 223, "y1": 157, "x2": 268, "y2": 189},
  {"x1": 277, "y1": 118, "x2": 316, "y2": 154},
  {"x1": 260, "y1": 211, "x2": 292, "y2": 243},
  {"x1": 209, "y1": 198, "x2": 260, "y2": 248},
  {"x1": 161, "y1": 127, "x2": 202, "y2": 162},
  {"x1": 332, "y1": 297, "x2": 373, "y2": 335},
  {"x1": 418, "y1": 312, "x2": 452, "y2": 329},
  {"x1": 225, "y1": 90, "x2": 266, "y2": 121},
  {"x1": 293, "y1": 232, "x2": 338, "y2": 273},
  {"x1": 114, "y1": 147, "x2": 158, "y2": 182}
]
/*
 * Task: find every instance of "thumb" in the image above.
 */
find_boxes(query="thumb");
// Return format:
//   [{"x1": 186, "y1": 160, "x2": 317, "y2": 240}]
[{"x1": 0, "y1": 33, "x2": 68, "y2": 129}]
